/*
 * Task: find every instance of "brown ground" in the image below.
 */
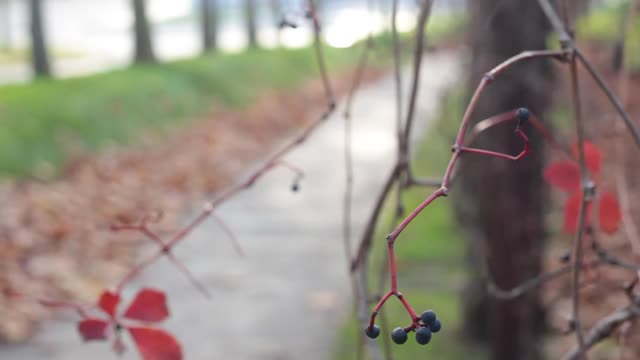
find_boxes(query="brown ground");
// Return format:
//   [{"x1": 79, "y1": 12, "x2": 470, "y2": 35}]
[
  {"x1": 0, "y1": 67, "x2": 385, "y2": 343},
  {"x1": 542, "y1": 42, "x2": 640, "y2": 358}
]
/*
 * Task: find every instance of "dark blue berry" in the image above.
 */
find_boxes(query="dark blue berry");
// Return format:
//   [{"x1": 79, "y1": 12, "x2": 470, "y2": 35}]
[
  {"x1": 415, "y1": 327, "x2": 432, "y2": 345},
  {"x1": 516, "y1": 107, "x2": 530, "y2": 123},
  {"x1": 429, "y1": 319, "x2": 442, "y2": 333},
  {"x1": 421, "y1": 310, "x2": 437, "y2": 325},
  {"x1": 291, "y1": 183, "x2": 300, "y2": 192},
  {"x1": 391, "y1": 327, "x2": 408, "y2": 344},
  {"x1": 365, "y1": 325, "x2": 380, "y2": 339}
]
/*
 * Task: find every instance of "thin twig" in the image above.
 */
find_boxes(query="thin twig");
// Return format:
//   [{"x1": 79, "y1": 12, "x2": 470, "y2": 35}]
[
  {"x1": 574, "y1": 49, "x2": 640, "y2": 147},
  {"x1": 351, "y1": 165, "x2": 401, "y2": 272},
  {"x1": 401, "y1": 0, "x2": 433, "y2": 158},
  {"x1": 365, "y1": 50, "x2": 565, "y2": 333},
  {"x1": 569, "y1": 46, "x2": 589, "y2": 357},
  {"x1": 391, "y1": 0, "x2": 403, "y2": 148},
  {"x1": 562, "y1": 302, "x2": 640, "y2": 360},
  {"x1": 616, "y1": 177, "x2": 640, "y2": 255},
  {"x1": 535, "y1": 0, "x2": 640, "y2": 146},
  {"x1": 110, "y1": 0, "x2": 338, "y2": 293},
  {"x1": 488, "y1": 265, "x2": 572, "y2": 300}
]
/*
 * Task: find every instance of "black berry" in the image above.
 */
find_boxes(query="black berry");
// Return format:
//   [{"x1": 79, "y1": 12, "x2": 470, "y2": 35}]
[
  {"x1": 365, "y1": 325, "x2": 380, "y2": 339},
  {"x1": 415, "y1": 327, "x2": 432, "y2": 345},
  {"x1": 421, "y1": 310, "x2": 437, "y2": 325},
  {"x1": 391, "y1": 327, "x2": 408, "y2": 344},
  {"x1": 429, "y1": 319, "x2": 442, "y2": 333},
  {"x1": 291, "y1": 183, "x2": 300, "y2": 192},
  {"x1": 516, "y1": 107, "x2": 530, "y2": 124}
]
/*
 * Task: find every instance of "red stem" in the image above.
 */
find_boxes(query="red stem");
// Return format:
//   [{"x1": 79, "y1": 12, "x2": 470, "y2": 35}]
[
  {"x1": 397, "y1": 293, "x2": 419, "y2": 324},
  {"x1": 367, "y1": 49, "x2": 566, "y2": 332},
  {"x1": 388, "y1": 243, "x2": 398, "y2": 291}
]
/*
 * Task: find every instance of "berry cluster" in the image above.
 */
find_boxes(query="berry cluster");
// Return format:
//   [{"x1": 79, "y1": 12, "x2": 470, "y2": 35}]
[{"x1": 365, "y1": 309, "x2": 442, "y2": 346}]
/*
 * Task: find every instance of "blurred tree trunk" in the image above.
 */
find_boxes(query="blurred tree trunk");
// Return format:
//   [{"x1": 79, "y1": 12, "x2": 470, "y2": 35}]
[
  {"x1": 269, "y1": 0, "x2": 281, "y2": 47},
  {"x1": 29, "y1": 0, "x2": 50, "y2": 77},
  {"x1": 201, "y1": 0, "x2": 218, "y2": 52},
  {"x1": 244, "y1": 0, "x2": 257, "y2": 48},
  {"x1": 455, "y1": 1, "x2": 553, "y2": 360},
  {"x1": 132, "y1": 0, "x2": 155, "y2": 63},
  {"x1": 1, "y1": 0, "x2": 11, "y2": 51}
]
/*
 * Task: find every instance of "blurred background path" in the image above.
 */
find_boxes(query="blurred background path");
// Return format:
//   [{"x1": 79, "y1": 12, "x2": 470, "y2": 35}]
[{"x1": 0, "y1": 52, "x2": 460, "y2": 359}]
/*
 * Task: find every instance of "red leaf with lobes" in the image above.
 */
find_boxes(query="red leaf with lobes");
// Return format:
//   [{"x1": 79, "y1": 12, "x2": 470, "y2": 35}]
[
  {"x1": 572, "y1": 141, "x2": 602, "y2": 174},
  {"x1": 124, "y1": 288, "x2": 169, "y2": 322},
  {"x1": 599, "y1": 191, "x2": 622, "y2": 234},
  {"x1": 563, "y1": 193, "x2": 592, "y2": 234},
  {"x1": 77, "y1": 318, "x2": 110, "y2": 341},
  {"x1": 98, "y1": 290, "x2": 120, "y2": 318},
  {"x1": 544, "y1": 161, "x2": 581, "y2": 192},
  {"x1": 129, "y1": 327, "x2": 183, "y2": 360}
]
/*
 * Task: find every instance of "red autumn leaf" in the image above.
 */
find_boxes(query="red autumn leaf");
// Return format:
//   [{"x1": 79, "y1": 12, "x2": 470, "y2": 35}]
[
  {"x1": 544, "y1": 161, "x2": 581, "y2": 192},
  {"x1": 77, "y1": 318, "x2": 110, "y2": 341},
  {"x1": 571, "y1": 141, "x2": 601, "y2": 175},
  {"x1": 123, "y1": 288, "x2": 169, "y2": 322},
  {"x1": 563, "y1": 193, "x2": 592, "y2": 234},
  {"x1": 98, "y1": 290, "x2": 120, "y2": 318},
  {"x1": 129, "y1": 327, "x2": 182, "y2": 360},
  {"x1": 599, "y1": 191, "x2": 622, "y2": 234}
]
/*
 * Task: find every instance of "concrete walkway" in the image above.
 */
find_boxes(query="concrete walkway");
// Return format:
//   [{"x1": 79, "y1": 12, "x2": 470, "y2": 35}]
[{"x1": 1, "y1": 52, "x2": 460, "y2": 359}]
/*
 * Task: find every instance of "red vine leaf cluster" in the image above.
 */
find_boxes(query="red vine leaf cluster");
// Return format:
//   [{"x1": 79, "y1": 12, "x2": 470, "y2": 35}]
[
  {"x1": 78, "y1": 288, "x2": 181, "y2": 360},
  {"x1": 544, "y1": 141, "x2": 622, "y2": 234}
]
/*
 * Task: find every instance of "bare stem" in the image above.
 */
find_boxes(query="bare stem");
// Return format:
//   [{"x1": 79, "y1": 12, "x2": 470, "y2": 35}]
[
  {"x1": 401, "y1": 0, "x2": 433, "y2": 157},
  {"x1": 569, "y1": 46, "x2": 588, "y2": 360}
]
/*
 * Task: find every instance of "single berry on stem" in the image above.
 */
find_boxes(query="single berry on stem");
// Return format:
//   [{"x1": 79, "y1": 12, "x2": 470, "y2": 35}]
[
  {"x1": 415, "y1": 327, "x2": 432, "y2": 345},
  {"x1": 421, "y1": 310, "x2": 437, "y2": 325},
  {"x1": 391, "y1": 327, "x2": 408, "y2": 344},
  {"x1": 516, "y1": 107, "x2": 530, "y2": 125},
  {"x1": 429, "y1": 319, "x2": 442, "y2": 333},
  {"x1": 365, "y1": 324, "x2": 380, "y2": 339}
]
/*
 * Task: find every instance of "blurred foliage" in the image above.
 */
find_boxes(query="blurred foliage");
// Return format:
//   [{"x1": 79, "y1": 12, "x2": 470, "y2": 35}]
[
  {"x1": 373, "y1": 12, "x2": 466, "y2": 49},
  {"x1": 0, "y1": 10, "x2": 466, "y2": 179},
  {"x1": 333, "y1": 90, "x2": 487, "y2": 360},
  {"x1": 576, "y1": 0, "x2": 640, "y2": 70},
  {"x1": 0, "y1": 46, "x2": 358, "y2": 177},
  {"x1": 577, "y1": 1, "x2": 630, "y2": 40},
  {"x1": 424, "y1": 12, "x2": 467, "y2": 44}
]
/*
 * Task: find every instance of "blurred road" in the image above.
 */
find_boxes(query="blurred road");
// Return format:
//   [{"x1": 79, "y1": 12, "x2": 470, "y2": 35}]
[{"x1": 0, "y1": 52, "x2": 460, "y2": 359}]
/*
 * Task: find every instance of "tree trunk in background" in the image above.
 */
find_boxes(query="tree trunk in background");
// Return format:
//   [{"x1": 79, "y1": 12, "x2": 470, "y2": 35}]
[
  {"x1": 1, "y1": 0, "x2": 11, "y2": 51},
  {"x1": 132, "y1": 0, "x2": 155, "y2": 64},
  {"x1": 269, "y1": 0, "x2": 282, "y2": 47},
  {"x1": 201, "y1": 0, "x2": 218, "y2": 52},
  {"x1": 29, "y1": 0, "x2": 50, "y2": 77},
  {"x1": 456, "y1": 1, "x2": 553, "y2": 360},
  {"x1": 244, "y1": 0, "x2": 257, "y2": 48}
]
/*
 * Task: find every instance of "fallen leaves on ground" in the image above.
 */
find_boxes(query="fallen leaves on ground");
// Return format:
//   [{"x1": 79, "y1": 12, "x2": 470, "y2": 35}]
[{"x1": 0, "y1": 68, "x2": 384, "y2": 342}]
